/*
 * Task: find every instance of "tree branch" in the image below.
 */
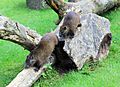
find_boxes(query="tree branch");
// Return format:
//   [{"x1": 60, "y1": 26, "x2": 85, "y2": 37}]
[
  {"x1": 6, "y1": 66, "x2": 46, "y2": 87},
  {"x1": 45, "y1": 0, "x2": 66, "y2": 19},
  {"x1": 45, "y1": 0, "x2": 120, "y2": 20},
  {"x1": 0, "y1": 16, "x2": 41, "y2": 51}
]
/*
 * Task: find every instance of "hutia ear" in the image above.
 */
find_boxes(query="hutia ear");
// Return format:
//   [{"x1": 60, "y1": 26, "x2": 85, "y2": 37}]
[{"x1": 63, "y1": 26, "x2": 67, "y2": 30}]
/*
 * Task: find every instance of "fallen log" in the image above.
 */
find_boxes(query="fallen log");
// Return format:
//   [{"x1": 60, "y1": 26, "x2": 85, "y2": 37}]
[
  {"x1": 0, "y1": 16, "x2": 41, "y2": 51},
  {"x1": 6, "y1": 67, "x2": 46, "y2": 87},
  {"x1": 45, "y1": 0, "x2": 120, "y2": 20}
]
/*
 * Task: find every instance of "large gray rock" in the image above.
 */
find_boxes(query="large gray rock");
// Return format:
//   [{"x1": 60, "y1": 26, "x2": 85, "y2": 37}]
[{"x1": 60, "y1": 13, "x2": 112, "y2": 70}]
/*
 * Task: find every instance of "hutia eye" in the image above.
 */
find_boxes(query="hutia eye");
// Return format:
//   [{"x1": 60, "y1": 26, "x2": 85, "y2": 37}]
[{"x1": 63, "y1": 26, "x2": 67, "y2": 30}]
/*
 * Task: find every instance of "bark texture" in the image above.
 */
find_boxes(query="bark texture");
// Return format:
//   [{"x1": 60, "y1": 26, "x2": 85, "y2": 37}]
[
  {"x1": 45, "y1": 0, "x2": 120, "y2": 20},
  {"x1": 0, "y1": 16, "x2": 41, "y2": 51},
  {"x1": 6, "y1": 66, "x2": 46, "y2": 87}
]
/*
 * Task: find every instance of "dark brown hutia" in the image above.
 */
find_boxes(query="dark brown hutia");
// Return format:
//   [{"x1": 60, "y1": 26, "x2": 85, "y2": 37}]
[
  {"x1": 59, "y1": 11, "x2": 81, "y2": 39},
  {"x1": 25, "y1": 32, "x2": 58, "y2": 71}
]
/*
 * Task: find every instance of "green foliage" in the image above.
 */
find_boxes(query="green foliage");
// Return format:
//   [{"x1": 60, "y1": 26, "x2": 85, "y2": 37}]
[{"x1": 0, "y1": 0, "x2": 120, "y2": 87}]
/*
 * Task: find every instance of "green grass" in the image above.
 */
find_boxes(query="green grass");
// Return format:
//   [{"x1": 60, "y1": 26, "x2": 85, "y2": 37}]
[
  {"x1": 0, "y1": 0, "x2": 58, "y2": 34},
  {"x1": 0, "y1": 0, "x2": 120, "y2": 87}
]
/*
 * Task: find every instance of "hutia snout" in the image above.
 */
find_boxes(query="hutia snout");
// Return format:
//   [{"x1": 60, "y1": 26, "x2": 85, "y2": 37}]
[{"x1": 24, "y1": 63, "x2": 30, "y2": 69}]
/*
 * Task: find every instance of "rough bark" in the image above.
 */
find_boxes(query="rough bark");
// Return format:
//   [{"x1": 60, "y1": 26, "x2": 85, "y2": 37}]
[
  {"x1": 26, "y1": 0, "x2": 49, "y2": 10},
  {"x1": 45, "y1": 0, "x2": 120, "y2": 20},
  {"x1": 6, "y1": 66, "x2": 46, "y2": 87},
  {"x1": 0, "y1": 16, "x2": 41, "y2": 51}
]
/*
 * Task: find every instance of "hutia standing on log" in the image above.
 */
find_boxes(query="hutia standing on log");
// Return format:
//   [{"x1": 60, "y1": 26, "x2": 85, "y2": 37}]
[
  {"x1": 59, "y1": 11, "x2": 82, "y2": 39},
  {"x1": 25, "y1": 32, "x2": 58, "y2": 71}
]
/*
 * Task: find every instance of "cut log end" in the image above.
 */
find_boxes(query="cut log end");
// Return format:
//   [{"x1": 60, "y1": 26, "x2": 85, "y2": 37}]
[{"x1": 95, "y1": 33, "x2": 112, "y2": 61}]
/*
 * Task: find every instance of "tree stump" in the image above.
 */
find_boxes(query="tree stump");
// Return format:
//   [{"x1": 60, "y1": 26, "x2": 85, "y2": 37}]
[{"x1": 26, "y1": 0, "x2": 49, "y2": 10}]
